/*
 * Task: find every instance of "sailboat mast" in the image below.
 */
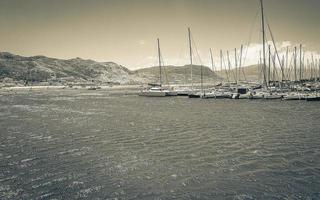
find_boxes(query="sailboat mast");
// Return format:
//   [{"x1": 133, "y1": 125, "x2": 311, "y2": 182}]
[
  {"x1": 157, "y1": 38, "x2": 162, "y2": 86},
  {"x1": 272, "y1": 55, "x2": 276, "y2": 82},
  {"x1": 299, "y1": 44, "x2": 302, "y2": 81},
  {"x1": 201, "y1": 65, "x2": 203, "y2": 94},
  {"x1": 294, "y1": 46, "x2": 297, "y2": 82},
  {"x1": 220, "y1": 50, "x2": 223, "y2": 78},
  {"x1": 312, "y1": 54, "x2": 316, "y2": 82},
  {"x1": 260, "y1": 0, "x2": 267, "y2": 87},
  {"x1": 188, "y1": 28, "x2": 193, "y2": 89},
  {"x1": 210, "y1": 48, "x2": 214, "y2": 71},
  {"x1": 240, "y1": 45, "x2": 245, "y2": 81},
  {"x1": 268, "y1": 45, "x2": 271, "y2": 86},
  {"x1": 227, "y1": 50, "x2": 231, "y2": 85},
  {"x1": 235, "y1": 48, "x2": 238, "y2": 85},
  {"x1": 318, "y1": 58, "x2": 320, "y2": 82}
]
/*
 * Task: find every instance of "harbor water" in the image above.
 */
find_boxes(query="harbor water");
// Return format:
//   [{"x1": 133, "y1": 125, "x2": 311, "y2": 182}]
[{"x1": 0, "y1": 89, "x2": 319, "y2": 199}]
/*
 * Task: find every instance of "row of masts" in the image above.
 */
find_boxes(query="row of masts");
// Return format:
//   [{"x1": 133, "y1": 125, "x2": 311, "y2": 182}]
[
  {"x1": 212, "y1": 0, "x2": 319, "y2": 88},
  {"x1": 156, "y1": 0, "x2": 320, "y2": 90},
  {"x1": 216, "y1": 45, "x2": 320, "y2": 85}
]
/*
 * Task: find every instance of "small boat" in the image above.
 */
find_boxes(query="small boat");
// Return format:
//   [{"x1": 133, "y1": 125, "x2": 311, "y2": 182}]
[
  {"x1": 231, "y1": 93, "x2": 240, "y2": 99},
  {"x1": 139, "y1": 87, "x2": 167, "y2": 97},
  {"x1": 305, "y1": 95, "x2": 320, "y2": 101},
  {"x1": 214, "y1": 91, "x2": 233, "y2": 99},
  {"x1": 201, "y1": 91, "x2": 216, "y2": 99},
  {"x1": 249, "y1": 91, "x2": 266, "y2": 99},
  {"x1": 238, "y1": 93, "x2": 251, "y2": 99},
  {"x1": 175, "y1": 87, "x2": 192, "y2": 96},
  {"x1": 139, "y1": 38, "x2": 174, "y2": 97},
  {"x1": 201, "y1": 91, "x2": 232, "y2": 99},
  {"x1": 188, "y1": 91, "x2": 203, "y2": 98},
  {"x1": 264, "y1": 93, "x2": 283, "y2": 100},
  {"x1": 165, "y1": 90, "x2": 178, "y2": 96},
  {"x1": 283, "y1": 93, "x2": 306, "y2": 101}
]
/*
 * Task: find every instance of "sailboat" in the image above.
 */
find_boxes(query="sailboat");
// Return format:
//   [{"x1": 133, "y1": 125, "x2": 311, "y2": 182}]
[
  {"x1": 186, "y1": 28, "x2": 204, "y2": 98},
  {"x1": 283, "y1": 92, "x2": 306, "y2": 100},
  {"x1": 305, "y1": 93, "x2": 320, "y2": 101},
  {"x1": 139, "y1": 38, "x2": 171, "y2": 97}
]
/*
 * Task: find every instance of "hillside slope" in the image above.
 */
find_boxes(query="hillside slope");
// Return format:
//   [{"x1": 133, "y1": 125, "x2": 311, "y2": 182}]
[
  {"x1": 0, "y1": 52, "x2": 139, "y2": 84},
  {"x1": 134, "y1": 65, "x2": 222, "y2": 84}
]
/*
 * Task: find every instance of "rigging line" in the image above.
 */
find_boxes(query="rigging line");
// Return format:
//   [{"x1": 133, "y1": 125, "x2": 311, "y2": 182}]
[
  {"x1": 160, "y1": 53, "x2": 169, "y2": 85},
  {"x1": 243, "y1": 7, "x2": 260, "y2": 66},
  {"x1": 273, "y1": 54, "x2": 280, "y2": 81},
  {"x1": 229, "y1": 49, "x2": 237, "y2": 83},
  {"x1": 286, "y1": 50, "x2": 295, "y2": 80},
  {"x1": 241, "y1": 46, "x2": 247, "y2": 81},
  {"x1": 152, "y1": 41, "x2": 159, "y2": 84},
  {"x1": 221, "y1": 51, "x2": 229, "y2": 82},
  {"x1": 190, "y1": 32, "x2": 206, "y2": 84},
  {"x1": 190, "y1": 33, "x2": 203, "y2": 66},
  {"x1": 266, "y1": 18, "x2": 285, "y2": 81}
]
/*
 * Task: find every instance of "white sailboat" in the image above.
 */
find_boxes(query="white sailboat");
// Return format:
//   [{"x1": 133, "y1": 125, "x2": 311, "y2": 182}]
[
  {"x1": 283, "y1": 92, "x2": 306, "y2": 100},
  {"x1": 139, "y1": 38, "x2": 169, "y2": 97},
  {"x1": 264, "y1": 92, "x2": 283, "y2": 99},
  {"x1": 185, "y1": 28, "x2": 206, "y2": 98},
  {"x1": 139, "y1": 86, "x2": 168, "y2": 97}
]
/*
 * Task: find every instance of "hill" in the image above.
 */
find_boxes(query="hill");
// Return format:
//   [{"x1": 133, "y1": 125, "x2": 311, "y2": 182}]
[
  {"x1": 0, "y1": 52, "x2": 140, "y2": 85},
  {"x1": 134, "y1": 65, "x2": 222, "y2": 85},
  {"x1": 215, "y1": 64, "x2": 263, "y2": 82}
]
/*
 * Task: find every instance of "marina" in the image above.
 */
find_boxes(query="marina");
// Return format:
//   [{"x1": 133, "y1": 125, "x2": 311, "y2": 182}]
[
  {"x1": 1, "y1": 0, "x2": 320, "y2": 199},
  {"x1": 138, "y1": 0, "x2": 320, "y2": 101}
]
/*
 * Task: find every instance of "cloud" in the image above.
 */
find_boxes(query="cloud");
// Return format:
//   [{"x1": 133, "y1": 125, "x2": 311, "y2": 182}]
[
  {"x1": 132, "y1": 41, "x2": 320, "y2": 70},
  {"x1": 138, "y1": 40, "x2": 146, "y2": 45}
]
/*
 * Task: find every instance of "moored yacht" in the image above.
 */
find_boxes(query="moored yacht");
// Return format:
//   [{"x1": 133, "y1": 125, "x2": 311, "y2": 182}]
[
  {"x1": 139, "y1": 38, "x2": 176, "y2": 97},
  {"x1": 139, "y1": 87, "x2": 167, "y2": 97},
  {"x1": 283, "y1": 93, "x2": 306, "y2": 100},
  {"x1": 264, "y1": 92, "x2": 283, "y2": 100},
  {"x1": 305, "y1": 93, "x2": 320, "y2": 101},
  {"x1": 250, "y1": 91, "x2": 266, "y2": 99}
]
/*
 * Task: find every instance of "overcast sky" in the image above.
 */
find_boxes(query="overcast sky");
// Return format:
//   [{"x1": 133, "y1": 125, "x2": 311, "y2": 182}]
[{"x1": 0, "y1": 0, "x2": 319, "y2": 69}]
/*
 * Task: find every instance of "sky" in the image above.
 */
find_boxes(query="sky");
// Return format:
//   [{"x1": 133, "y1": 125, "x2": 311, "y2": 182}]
[{"x1": 0, "y1": 0, "x2": 319, "y2": 69}]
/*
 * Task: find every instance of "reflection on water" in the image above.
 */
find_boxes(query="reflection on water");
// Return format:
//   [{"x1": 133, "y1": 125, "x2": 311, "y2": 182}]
[{"x1": 0, "y1": 89, "x2": 320, "y2": 199}]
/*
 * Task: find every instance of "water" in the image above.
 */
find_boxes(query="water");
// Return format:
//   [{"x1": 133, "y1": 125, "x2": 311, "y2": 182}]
[{"x1": 0, "y1": 89, "x2": 320, "y2": 199}]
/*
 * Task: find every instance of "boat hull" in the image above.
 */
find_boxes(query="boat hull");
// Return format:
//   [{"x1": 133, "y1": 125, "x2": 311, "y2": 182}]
[
  {"x1": 264, "y1": 95, "x2": 283, "y2": 100},
  {"x1": 306, "y1": 96, "x2": 320, "y2": 101},
  {"x1": 165, "y1": 91, "x2": 178, "y2": 96},
  {"x1": 283, "y1": 95, "x2": 305, "y2": 100},
  {"x1": 188, "y1": 94, "x2": 201, "y2": 98},
  {"x1": 139, "y1": 91, "x2": 167, "y2": 97}
]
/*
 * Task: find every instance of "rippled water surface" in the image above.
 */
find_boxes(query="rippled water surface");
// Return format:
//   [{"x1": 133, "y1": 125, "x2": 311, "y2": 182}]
[{"x1": 1, "y1": 89, "x2": 320, "y2": 199}]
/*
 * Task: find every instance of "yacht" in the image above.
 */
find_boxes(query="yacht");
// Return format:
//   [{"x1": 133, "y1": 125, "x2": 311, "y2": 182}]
[
  {"x1": 283, "y1": 93, "x2": 306, "y2": 100},
  {"x1": 139, "y1": 87, "x2": 167, "y2": 97}
]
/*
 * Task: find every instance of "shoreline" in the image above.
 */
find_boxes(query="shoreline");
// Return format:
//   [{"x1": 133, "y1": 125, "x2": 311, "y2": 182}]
[{"x1": 0, "y1": 84, "x2": 142, "y2": 91}]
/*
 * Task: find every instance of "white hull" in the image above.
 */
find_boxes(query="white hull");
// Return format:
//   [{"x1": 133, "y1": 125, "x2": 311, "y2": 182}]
[
  {"x1": 201, "y1": 92, "x2": 215, "y2": 99},
  {"x1": 239, "y1": 93, "x2": 251, "y2": 99},
  {"x1": 201, "y1": 92, "x2": 232, "y2": 99},
  {"x1": 283, "y1": 95, "x2": 305, "y2": 100},
  {"x1": 139, "y1": 91, "x2": 167, "y2": 97},
  {"x1": 283, "y1": 93, "x2": 306, "y2": 100},
  {"x1": 165, "y1": 91, "x2": 178, "y2": 96},
  {"x1": 264, "y1": 94, "x2": 283, "y2": 99},
  {"x1": 250, "y1": 95, "x2": 264, "y2": 99}
]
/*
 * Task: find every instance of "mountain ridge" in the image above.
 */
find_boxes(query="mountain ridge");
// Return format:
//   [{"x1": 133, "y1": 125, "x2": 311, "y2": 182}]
[{"x1": 0, "y1": 52, "x2": 265, "y2": 85}]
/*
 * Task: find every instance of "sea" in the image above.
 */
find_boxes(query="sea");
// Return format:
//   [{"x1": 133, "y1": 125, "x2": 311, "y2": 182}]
[{"x1": 0, "y1": 88, "x2": 319, "y2": 199}]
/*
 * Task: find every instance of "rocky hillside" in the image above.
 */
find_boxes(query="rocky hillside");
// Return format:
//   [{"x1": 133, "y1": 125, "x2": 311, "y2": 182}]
[
  {"x1": 215, "y1": 65, "x2": 262, "y2": 82},
  {"x1": 0, "y1": 52, "x2": 232, "y2": 86},
  {"x1": 134, "y1": 65, "x2": 222, "y2": 84},
  {"x1": 0, "y1": 52, "x2": 140, "y2": 85}
]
